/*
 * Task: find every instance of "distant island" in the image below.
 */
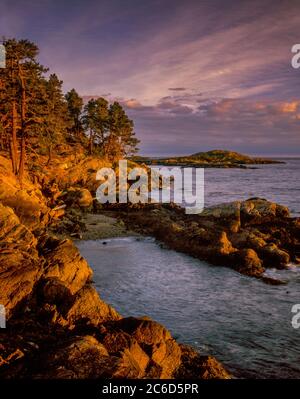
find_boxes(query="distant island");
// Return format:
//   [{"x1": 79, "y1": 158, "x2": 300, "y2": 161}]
[{"x1": 131, "y1": 149, "x2": 284, "y2": 168}]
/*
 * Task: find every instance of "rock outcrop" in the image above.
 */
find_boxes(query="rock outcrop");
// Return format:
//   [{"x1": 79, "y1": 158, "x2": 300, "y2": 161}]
[{"x1": 116, "y1": 198, "x2": 300, "y2": 282}]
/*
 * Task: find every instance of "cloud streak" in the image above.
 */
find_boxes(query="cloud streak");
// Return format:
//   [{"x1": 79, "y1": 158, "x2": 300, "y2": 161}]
[
  {"x1": 1, "y1": 0, "x2": 300, "y2": 155},
  {"x1": 121, "y1": 97, "x2": 300, "y2": 156}
]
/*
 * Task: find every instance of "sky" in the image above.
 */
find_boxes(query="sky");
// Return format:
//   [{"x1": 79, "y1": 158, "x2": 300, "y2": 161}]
[{"x1": 1, "y1": 0, "x2": 300, "y2": 156}]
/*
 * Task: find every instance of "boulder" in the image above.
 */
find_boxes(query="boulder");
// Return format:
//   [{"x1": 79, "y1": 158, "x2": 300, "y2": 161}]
[
  {"x1": 0, "y1": 203, "x2": 37, "y2": 250},
  {"x1": 39, "y1": 277, "x2": 72, "y2": 305},
  {"x1": 111, "y1": 341, "x2": 150, "y2": 378},
  {"x1": 102, "y1": 317, "x2": 182, "y2": 378},
  {"x1": 199, "y1": 201, "x2": 241, "y2": 232},
  {"x1": 33, "y1": 335, "x2": 150, "y2": 379},
  {"x1": 175, "y1": 344, "x2": 230, "y2": 379},
  {"x1": 0, "y1": 249, "x2": 41, "y2": 319},
  {"x1": 62, "y1": 187, "x2": 93, "y2": 209},
  {"x1": 77, "y1": 189, "x2": 93, "y2": 208},
  {"x1": 233, "y1": 248, "x2": 264, "y2": 276},
  {"x1": 241, "y1": 198, "x2": 289, "y2": 226},
  {"x1": 214, "y1": 231, "x2": 236, "y2": 256},
  {"x1": 260, "y1": 243, "x2": 290, "y2": 268},
  {"x1": 43, "y1": 238, "x2": 92, "y2": 295},
  {"x1": 65, "y1": 285, "x2": 120, "y2": 326},
  {"x1": 0, "y1": 156, "x2": 48, "y2": 229},
  {"x1": 38, "y1": 336, "x2": 111, "y2": 378}
]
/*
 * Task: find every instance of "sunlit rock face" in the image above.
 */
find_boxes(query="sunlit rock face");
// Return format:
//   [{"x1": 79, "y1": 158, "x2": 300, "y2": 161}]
[{"x1": 0, "y1": 166, "x2": 229, "y2": 379}]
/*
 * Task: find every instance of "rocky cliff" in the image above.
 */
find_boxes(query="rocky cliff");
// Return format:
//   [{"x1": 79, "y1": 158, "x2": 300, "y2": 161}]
[{"x1": 0, "y1": 154, "x2": 230, "y2": 379}]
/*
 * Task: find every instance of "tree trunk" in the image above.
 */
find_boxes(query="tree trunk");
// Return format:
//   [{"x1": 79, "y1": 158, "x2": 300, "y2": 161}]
[
  {"x1": 11, "y1": 100, "x2": 18, "y2": 174},
  {"x1": 18, "y1": 135, "x2": 25, "y2": 187},
  {"x1": 76, "y1": 118, "x2": 80, "y2": 137},
  {"x1": 89, "y1": 129, "x2": 94, "y2": 155},
  {"x1": 18, "y1": 65, "x2": 26, "y2": 186}
]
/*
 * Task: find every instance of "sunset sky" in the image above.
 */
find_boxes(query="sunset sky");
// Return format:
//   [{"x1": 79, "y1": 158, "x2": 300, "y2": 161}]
[{"x1": 1, "y1": 0, "x2": 300, "y2": 156}]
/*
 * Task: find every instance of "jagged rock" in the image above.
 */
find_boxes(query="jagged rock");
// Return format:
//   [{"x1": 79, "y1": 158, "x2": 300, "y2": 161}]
[
  {"x1": 101, "y1": 331, "x2": 149, "y2": 376},
  {"x1": 0, "y1": 344, "x2": 24, "y2": 370},
  {"x1": 32, "y1": 335, "x2": 150, "y2": 379},
  {"x1": 233, "y1": 248, "x2": 264, "y2": 276},
  {"x1": 101, "y1": 330, "x2": 133, "y2": 353},
  {"x1": 101, "y1": 317, "x2": 182, "y2": 378},
  {"x1": 0, "y1": 204, "x2": 41, "y2": 319},
  {"x1": 111, "y1": 343, "x2": 149, "y2": 378},
  {"x1": 230, "y1": 229, "x2": 268, "y2": 250},
  {"x1": 175, "y1": 344, "x2": 231, "y2": 379},
  {"x1": 0, "y1": 156, "x2": 49, "y2": 229},
  {"x1": 0, "y1": 249, "x2": 42, "y2": 319},
  {"x1": 38, "y1": 336, "x2": 110, "y2": 378},
  {"x1": 260, "y1": 243, "x2": 290, "y2": 268},
  {"x1": 199, "y1": 201, "x2": 241, "y2": 232},
  {"x1": 39, "y1": 277, "x2": 72, "y2": 305},
  {"x1": 240, "y1": 198, "x2": 289, "y2": 226},
  {"x1": 62, "y1": 187, "x2": 93, "y2": 209},
  {"x1": 43, "y1": 238, "x2": 92, "y2": 294},
  {"x1": 213, "y1": 231, "x2": 236, "y2": 255},
  {"x1": 0, "y1": 348, "x2": 24, "y2": 368},
  {"x1": 151, "y1": 336, "x2": 182, "y2": 378},
  {"x1": 65, "y1": 285, "x2": 120, "y2": 326},
  {"x1": 0, "y1": 203, "x2": 37, "y2": 249}
]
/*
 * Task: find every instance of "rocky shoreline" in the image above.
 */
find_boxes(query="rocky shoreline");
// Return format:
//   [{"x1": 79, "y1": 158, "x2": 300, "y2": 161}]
[
  {"x1": 0, "y1": 155, "x2": 230, "y2": 379},
  {"x1": 0, "y1": 203, "x2": 231, "y2": 379},
  {"x1": 1, "y1": 150, "x2": 299, "y2": 379},
  {"x1": 106, "y1": 199, "x2": 300, "y2": 285}
]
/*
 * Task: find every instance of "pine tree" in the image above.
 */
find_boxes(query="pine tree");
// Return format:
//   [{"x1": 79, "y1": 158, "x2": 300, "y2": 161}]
[
  {"x1": 0, "y1": 39, "x2": 48, "y2": 182},
  {"x1": 41, "y1": 74, "x2": 71, "y2": 165},
  {"x1": 82, "y1": 98, "x2": 109, "y2": 155},
  {"x1": 65, "y1": 88, "x2": 83, "y2": 138},
  {"x1": 0, "y1": 38, "x2": 141, "y2": 175},
  {"x1": 106, "y1": 101, "x2": 139, "y2": 160}
]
